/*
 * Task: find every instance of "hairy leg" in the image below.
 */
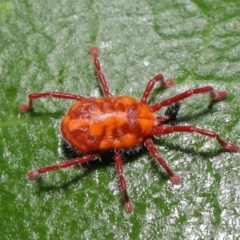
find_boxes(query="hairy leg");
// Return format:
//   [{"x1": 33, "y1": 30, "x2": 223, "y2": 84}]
[
  {"x1": 145, "y1": 138, "x2": 180, "y2": 184},
  {"x1": 140, "y1": 74, "x2": 174, "y2": 104},
  {"x1": 20, "y1": 92, "x2": 86, "y2": 112},
  {"x1": 150, "y1": 86, "x2": 227, "y2": 112},
  {"x1": 27, "y1": 153, "x2": 99, "y2": 179},
  {"x1": 152, "y1": 125, "x2": 239, "y2": 152},
  {"x1": 113, "y1": 151, "x2": 133, "y2": 212},
  {"x1": 90, "y1": 46, "x2": 113, "y2": 97}
]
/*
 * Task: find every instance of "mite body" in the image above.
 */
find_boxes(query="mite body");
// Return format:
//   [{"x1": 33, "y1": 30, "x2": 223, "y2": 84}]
[{"x1": 61, "y1": 96, "x2": 156, "y2": 152}]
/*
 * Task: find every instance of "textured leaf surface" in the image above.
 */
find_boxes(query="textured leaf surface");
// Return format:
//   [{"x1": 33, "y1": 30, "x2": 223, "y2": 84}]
[{"x1": 1, "y1": 0, "x2": 240, "y2": 239}]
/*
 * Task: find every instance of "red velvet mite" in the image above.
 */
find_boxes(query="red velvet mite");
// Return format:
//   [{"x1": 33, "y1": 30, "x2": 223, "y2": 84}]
[{"x1": 20, "y1": 46, "x2": 239, "y2": 212}]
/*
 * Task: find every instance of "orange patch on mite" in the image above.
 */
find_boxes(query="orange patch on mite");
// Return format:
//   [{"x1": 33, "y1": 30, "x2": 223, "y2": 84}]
[{"x1": 89, "y1": 122, "x2": 105, "y2": 136}]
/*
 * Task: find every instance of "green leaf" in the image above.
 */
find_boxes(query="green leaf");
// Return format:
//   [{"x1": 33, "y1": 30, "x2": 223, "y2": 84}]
[{"x1": 1, "y1": 0, "x2": 240, "y2": 239}]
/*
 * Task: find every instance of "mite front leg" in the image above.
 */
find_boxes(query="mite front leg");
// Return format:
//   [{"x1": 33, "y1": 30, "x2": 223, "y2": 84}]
[
  {"x1": 19, "y1": 92, "x2": 86, "y2": 112},
  {"x1": 90, "y1": 46, "x2": 113, "y2": 97},
  {"x1": 140, "y1": 74, "x2": 174, "y2": 104},
  {"x1": 150, "y1": 86, "x2": 227, "y2": 112}
]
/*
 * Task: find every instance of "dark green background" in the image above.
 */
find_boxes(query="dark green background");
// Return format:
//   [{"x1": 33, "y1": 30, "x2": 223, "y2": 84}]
[{"x1": 1, "y1": 0, "x2": 240, "y2": 239}]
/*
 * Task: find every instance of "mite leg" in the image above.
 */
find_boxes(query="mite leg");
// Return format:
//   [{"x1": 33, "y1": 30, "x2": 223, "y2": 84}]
[
  {"x1": 152, "y1": 125, "x2": 239, "y2": 152},
  {"x1": 90, "y1": 46, "x2": 113, "y2": 97},
  {"x1": 19, "y1": 92, "x2": 86, "y2": 112},
  {"x1": 145, "y1": 138, "x2": 180, "y2": 184},
  {"x1": 27, "y1": 153, "x2": 99, "y2": 179},
  {"x1": 113, "y1": 151, "x2": 133, "y2": 212},
  {"x1": 140, "y1": 74, "x2": 174, "y2": 104},
  {"x1": 150, "y1": 86, "x2": 227, "y2": 112}
]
